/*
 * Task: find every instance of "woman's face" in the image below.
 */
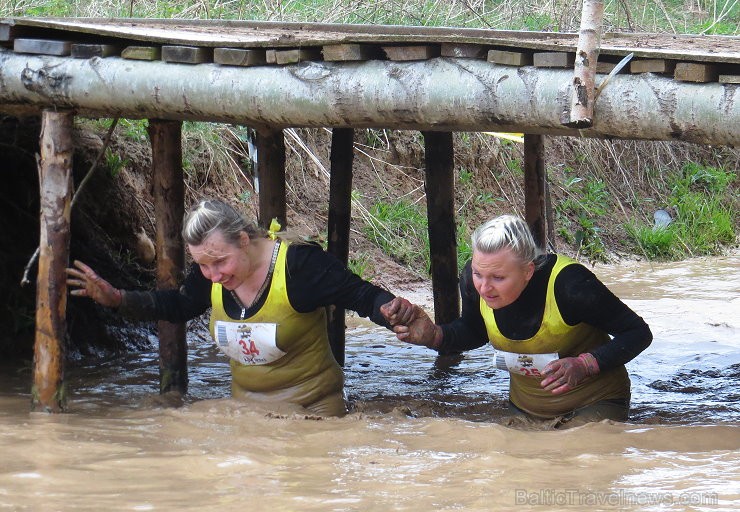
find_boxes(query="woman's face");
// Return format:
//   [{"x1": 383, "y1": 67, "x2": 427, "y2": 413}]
[
  {"x1": 188, "y1": 230, "x2": 249, "y2": 290},
  {"x1": 471, "y1": 248, "x2": 534, "y2": 310}
]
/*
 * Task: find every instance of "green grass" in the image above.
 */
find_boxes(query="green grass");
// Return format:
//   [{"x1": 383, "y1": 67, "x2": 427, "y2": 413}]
[
  {"x1": 364, "y1": 198, "x2": 430, "y2": 272},
  {"x1": 627, "y1": 163, "x2": 737, "y2": 259},
  {"x1": 555, "y1": 173, "x2": 611, "y2": 262},
  {"x1": 3, "y1": 0, "x2": 735, "y2": 34},
  {"x1": 363, "y1": 197, "x2": 478, "y2": 275}
]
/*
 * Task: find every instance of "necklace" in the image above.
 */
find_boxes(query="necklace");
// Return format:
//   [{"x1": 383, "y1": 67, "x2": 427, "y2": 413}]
[{"x1": 229, "y1": 240, "x2": 281, "y2": 320}]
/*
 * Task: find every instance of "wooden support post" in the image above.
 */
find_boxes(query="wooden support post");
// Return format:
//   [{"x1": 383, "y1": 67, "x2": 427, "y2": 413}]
[
  {"x1": 523, "y1": 134, "x2": 548, "y2": 251},
  {"x1": 564, "y1": 0, "x2": 604, "y2": 128},
  {"x1": 326, "y1": 128, "x2": 355, "y2": 366},
  {"x1": 256, "y1": 129, "x2": 287, "y2": 230},
  {"x1": 148, "y1": 120, "x2": 188, "y2": 394},
  {"x1": 33, "y1": 110, "x2": 74, "y2": 412},
  {"x1": 422, "y1": 131, "x2": 459, "y2": 325}
]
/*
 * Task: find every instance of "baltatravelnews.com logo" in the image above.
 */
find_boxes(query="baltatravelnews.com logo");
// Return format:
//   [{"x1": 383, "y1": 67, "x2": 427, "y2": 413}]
[{"x1": 514, "y1": 489, "x2": 719, "y2": 507}]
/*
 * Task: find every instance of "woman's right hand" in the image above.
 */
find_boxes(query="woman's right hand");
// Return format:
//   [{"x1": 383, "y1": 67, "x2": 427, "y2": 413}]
[
  {"x1": 65, "y1": 260, "x2": 123, "y2": 308},
  {"x1": 384, "y1": 304, "x2": 443, "y2": 350}
]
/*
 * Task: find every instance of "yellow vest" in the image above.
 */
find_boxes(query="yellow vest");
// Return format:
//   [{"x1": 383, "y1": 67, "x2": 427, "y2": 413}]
[
  {"x1": 480, "y1": 255, "x2": 630, "y2": 418},
  {"x1": 209, "y1": 241, "x2": 343, "y2": 408}
]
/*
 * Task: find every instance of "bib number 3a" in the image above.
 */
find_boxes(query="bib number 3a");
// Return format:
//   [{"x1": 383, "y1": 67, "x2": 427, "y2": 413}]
[{"x1": 214, "y1": 321, "x2": 285, "y2": 365}]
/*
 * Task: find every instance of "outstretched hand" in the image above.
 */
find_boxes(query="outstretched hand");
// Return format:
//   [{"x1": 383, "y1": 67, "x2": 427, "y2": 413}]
[
  {"x1": 380, "y1": 298, "x2": 442, "y2": 349},
  {"x1": 540, "y1": 353, "x2": 599, "y2": 395},
  {"x1": 65, "y1": 260, "x2": 122, "y2": 308}
]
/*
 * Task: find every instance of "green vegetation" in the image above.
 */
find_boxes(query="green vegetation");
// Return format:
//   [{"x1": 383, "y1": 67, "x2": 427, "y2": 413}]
[
  {"x1": 627, "y1": 163, "x2": 736, "y2": 259},
  {"x1": 104, "y1": 149, "x2": 128, "y2": 178},
  {"x1": 365, "y1": 198, "x2": 430, "y2": 272},
  {"x1": 554, "y1": 174, "x2": 611, "y2": 262},
  {"x1": 2, "y1": 0, "x2": 737, "y2": 35}
]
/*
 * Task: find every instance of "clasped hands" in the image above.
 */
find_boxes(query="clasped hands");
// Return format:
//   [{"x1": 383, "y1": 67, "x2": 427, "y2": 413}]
[
  {"x1": 380, "y1": 298, "x2": 442, "y2": 349},
  {"x1": 381, "y1": 298, "x2": 600, "y2": 394}
]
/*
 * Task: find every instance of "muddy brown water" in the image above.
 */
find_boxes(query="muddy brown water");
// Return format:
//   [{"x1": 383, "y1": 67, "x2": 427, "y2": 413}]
[{"x1": 1, "y1": 256, "x2": 738, "y2": 510}]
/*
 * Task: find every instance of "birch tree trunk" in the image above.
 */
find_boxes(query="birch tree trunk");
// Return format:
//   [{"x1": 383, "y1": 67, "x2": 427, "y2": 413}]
[
  {"x1": 0, "y1": 52, "x2": 737, "y2": 146},
  {"x1": 564, "y1": 0, "x2": 605, "y2": 128},
  {"x1": 33, "y1": 109, "x2": 74, "y2": 413}
]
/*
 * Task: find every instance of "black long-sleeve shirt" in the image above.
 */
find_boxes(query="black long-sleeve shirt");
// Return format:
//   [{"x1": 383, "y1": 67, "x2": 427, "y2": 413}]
[
  {"x1": 120, "y1": 242, "x2": 395, "y2": 328},
  {"x1": 439, "y1": 254, "x2": 652, "y2": 371}
]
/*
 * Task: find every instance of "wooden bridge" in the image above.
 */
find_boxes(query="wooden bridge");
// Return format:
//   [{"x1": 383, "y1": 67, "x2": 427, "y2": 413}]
[{"x1": 1, "y1": 16, "x2": 738, "y2": 411}]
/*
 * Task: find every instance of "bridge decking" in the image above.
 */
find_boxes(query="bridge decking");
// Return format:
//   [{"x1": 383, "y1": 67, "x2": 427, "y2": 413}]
[{"x1": 3, "y1": 17, "x2": 739, "y2": 75}]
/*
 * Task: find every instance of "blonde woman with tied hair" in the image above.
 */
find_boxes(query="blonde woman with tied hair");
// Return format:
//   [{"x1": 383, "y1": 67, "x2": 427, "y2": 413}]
[
  {"x1": 384, "y1": 214, "x2": 652, "y2": 427},
  {"x1": 67, "y1": 198, "x2": 415, "y2": 417}
]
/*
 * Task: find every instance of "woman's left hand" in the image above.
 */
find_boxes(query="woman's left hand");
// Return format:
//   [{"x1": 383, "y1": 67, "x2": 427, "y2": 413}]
[{"x1": 540, "y1": 353, "x2": 599, "y2": 395}]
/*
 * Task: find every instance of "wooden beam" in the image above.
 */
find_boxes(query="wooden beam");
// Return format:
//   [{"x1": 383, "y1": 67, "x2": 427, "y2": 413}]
[
  {"x1": 122, "y1": 46, "x2": 162, "y2": 61},
  {"x1": 422, "y1": 131, "x2": 459, "y2": 326},
  {"x1": 564, "y1": 0, "x2": 604, "y2": 129},
  {"x1": 275, "y1": 48, "x2": 322, "y2": 65},
  {"x1": 488, "y1": 49, "x2": 532, "y2": 67},
  {"x1": 14, "y1": 38, "x2": 71, "y2": 56},
  {"x1": 533, "y1": 52, "x2": 575, "y2": 68},
  {"x1": 256, "y1": 129, "x2": 287, "y2": 229},
  {"x1": 322, "y1": 44, "x2": 377, "y2": 62},
  {"x1": 148, "y1": 119, "x2": 188, "y2": 395},
  {"x1": 33, "y1": 109, "x2": 74, "y2": 413},
  {"x1": 326, "y1": 128, "x2": 355, "y2": 367},
  {"x1": 630, "y1": 59, "x2": 676, "y2": 74},
  {"x1": 523, "y1": 134, "x2": 547, "y2": 251},
  {"x1": 719, "y1": 74, "x2": 740, "y2": 84},
  {"x1": 383, "y1": 45, "x2": 440, "y2": 61},
  {"x1": 214, "y1": 48, "x2": 266, "y2": 67},
  {"x1": 162, "y1": 45, "x2": 213, "y2": 64},
  {"x1": 71, "y1": 43, "x2": 121, "y2": 58},
  {"x1": 675, "y1": 62, "x2": 718, "y2": 82}
]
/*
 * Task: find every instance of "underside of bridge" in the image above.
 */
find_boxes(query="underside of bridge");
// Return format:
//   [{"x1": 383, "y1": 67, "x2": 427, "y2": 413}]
[{"x1": 1, "y1": 16, "x2": 737, "y2": 411}]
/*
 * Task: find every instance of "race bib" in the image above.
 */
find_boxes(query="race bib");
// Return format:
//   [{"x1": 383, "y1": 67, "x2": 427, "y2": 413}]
[
  {"x1": 494, "y1": 350, "x2": 559, "y2": 378},
  {"x1": 213, "y1": 321, "x2": 285, "y2": 365}
]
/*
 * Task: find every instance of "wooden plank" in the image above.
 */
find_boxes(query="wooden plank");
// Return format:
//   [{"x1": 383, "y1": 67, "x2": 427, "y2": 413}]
[
  {"x1": 630, "y1": 59, "x2": 675, "y2": 74},
  {"x1": 596, "y1": 61, "x2": 617, "y2": 74},
  {"x1": 122, "y1": 46, "x2": 162, "y2": 61},
  {"x1": 0, "y1": 23, "x2": 22, "y2": 41},
  {"x1": 214, "y1": 47, "x2": 266, "y2": 66},
  {"x1": 162, "y1": 45, "x2": 213, "y2": 64},
  {"x1": 441, "y1": 42, "x2": 487, "y2": 59},
  {"x1": 275, "y1": 47, "x2": 322, "y2": 64},
  {"x1": 719, "y1": 74, "x2": 740, "y2": 84},
  {"x1": 322, "y1": 43, "x2": 377, "y2": 61},
  {"x1": 383, "y1": 45, "x2": 440, "y2": 61},
  {"x1": 533, "y1": 52, "x2": 575, "y2": 68},
  {"x1": 14, "y1": 38, "x2": 72, "y2": 56},
  {"x1": 6, "y1": 18, "x2": 740, "y2": 65},
  {"x1": 488, "y1": 49, "x2": 532, "y2": 66},
  {"x1": 71, "y1": 43, "x2": 121, "y2": 58},
  {"x1": 674, "y1": 62, "x2": 718, "y2": 82}
]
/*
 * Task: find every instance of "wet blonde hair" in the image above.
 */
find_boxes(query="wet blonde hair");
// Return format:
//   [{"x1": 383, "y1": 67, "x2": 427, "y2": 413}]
[
  {"x1": 182, "y1": 199, "x2": 265, "y2": 247},
  {"x1": 471, "y1": 214, "x2": 545, "y2": 268}
]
